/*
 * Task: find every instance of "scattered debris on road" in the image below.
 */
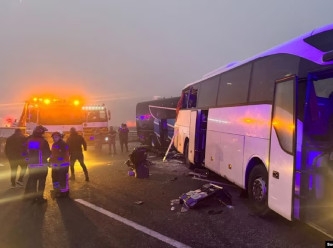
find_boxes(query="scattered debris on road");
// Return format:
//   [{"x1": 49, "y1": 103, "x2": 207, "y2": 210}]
[
  {"x1": 207, "y1": 209, "x2": 223, "y2": 215},
  {"x1": 170, "y1": 183, "x2": 233, "y2": 213},
  {"x1": 169, "y1": 176, "x2": 178, "y2": 181},
  {"x1": 188, "y1": 170, "x2": 238, "y2": 189}
]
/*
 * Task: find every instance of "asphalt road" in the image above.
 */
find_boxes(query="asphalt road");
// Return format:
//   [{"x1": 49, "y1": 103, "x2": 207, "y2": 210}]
[{"x1": 0, "y1": 143, "x2": 330, "y2": 248}]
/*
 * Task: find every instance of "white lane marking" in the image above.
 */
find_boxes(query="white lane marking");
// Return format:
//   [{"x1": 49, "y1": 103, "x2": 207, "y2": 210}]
[{"x1": 75, "y1": 199, "x2": 191, "y2": 248}]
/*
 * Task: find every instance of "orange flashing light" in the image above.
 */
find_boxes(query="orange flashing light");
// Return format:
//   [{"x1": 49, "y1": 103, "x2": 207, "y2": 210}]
[
  {"x1": 273, "y1": 119, "x2": 295, "y2": 132},
  {"x1": 241, "y1": 117, "x2": 269, "y2": 126},
  {"x1": 29, "y1": 96, "x2": 85, "y2": 107},
  {"x1": 243, "y1": 118, "x2": 253, "y2": 123}
]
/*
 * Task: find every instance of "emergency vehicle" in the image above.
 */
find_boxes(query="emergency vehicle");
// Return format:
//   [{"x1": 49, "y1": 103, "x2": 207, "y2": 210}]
[{"x1": 17, "y1": 96, "x2": 110, "y2": 145}]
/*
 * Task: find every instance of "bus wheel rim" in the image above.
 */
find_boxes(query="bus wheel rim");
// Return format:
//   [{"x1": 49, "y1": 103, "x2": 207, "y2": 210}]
[{"x1": 252, "y1": 178, "x2": 267, "y2": 202}]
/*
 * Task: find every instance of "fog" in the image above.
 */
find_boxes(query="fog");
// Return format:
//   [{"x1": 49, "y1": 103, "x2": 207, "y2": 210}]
[{"x1": 0, "y1": 0, "x2": 332, "y2": 126}]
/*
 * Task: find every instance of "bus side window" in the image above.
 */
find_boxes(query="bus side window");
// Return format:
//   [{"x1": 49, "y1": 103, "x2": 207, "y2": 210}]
[
  {"x1": 188, "y1": 93, "x2": 197, "y2": 108},
  {"x1": 183, "y1": 93, "x2": 189, "y2": 108}
]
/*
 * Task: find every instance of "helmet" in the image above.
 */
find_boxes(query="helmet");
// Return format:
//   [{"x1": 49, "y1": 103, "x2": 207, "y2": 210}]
[
  {"x1": 33, "y1": 125, "x2": 48, "y2": 135},
  {"x1": 51, "y1": 131, "x2": 63, "y2": 139}
]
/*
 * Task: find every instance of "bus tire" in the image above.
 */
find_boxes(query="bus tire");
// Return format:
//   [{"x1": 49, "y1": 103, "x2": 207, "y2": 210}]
[
  {"x1": 247, "y1": 164, "x2": 270, "y2": 216},
  {"x1": 184, "y1": 142, "x2": 195, "y2": 170}
]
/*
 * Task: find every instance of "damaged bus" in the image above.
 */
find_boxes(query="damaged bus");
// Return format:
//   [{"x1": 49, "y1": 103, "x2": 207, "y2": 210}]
[
  {"x1": 136, "y1": 96, "x2": 179, "y2": 151},
  {"x1": 174, "y1": 23, "x2": 333, "y2": 237}
]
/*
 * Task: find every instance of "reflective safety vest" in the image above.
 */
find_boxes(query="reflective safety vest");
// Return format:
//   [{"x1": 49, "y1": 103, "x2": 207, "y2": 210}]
[
  {"x1": 50, "y1": 140, "x2": 70, "y2": 167},
  {"x1": 26, "y1": 136, "x2": 50, "y2": 167}
]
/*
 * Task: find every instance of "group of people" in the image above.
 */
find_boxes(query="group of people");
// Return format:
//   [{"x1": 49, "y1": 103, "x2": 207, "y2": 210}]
[
  {"x1": 4, "y1": 126, "x2": 89, "y2": 204},
  {"x1": 4, "y1": 122, "x2": 130, "y2": 203},
  {"x1": 107, "y1": 123, "x2": 130, "y2": 155}
]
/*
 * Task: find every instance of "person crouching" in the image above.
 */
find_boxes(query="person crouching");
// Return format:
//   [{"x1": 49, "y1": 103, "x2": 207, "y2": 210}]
[{"x1": 50, "y1": 132, "x2": 70, "y2": 198}]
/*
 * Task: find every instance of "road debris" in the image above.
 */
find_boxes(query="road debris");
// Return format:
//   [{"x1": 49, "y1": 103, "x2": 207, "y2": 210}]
[
  {"x1": 188, "y1": 172, "x2": 208, "y2": 179},
  {"x1": 169, "y1": 176, "x2": 178, "y2": 181},
  {"x1": 170, "y1": 183, "x2": 233, "y2": 212},
  {"x1": 190, "y1": 174, "x2": 238, "y2": 189},
  {"x1": 208, "y1": 209, "x2": 223, "y2": 215},
  {"x1": 170, "y1": 199, "x2": 181, "y2": 205}
]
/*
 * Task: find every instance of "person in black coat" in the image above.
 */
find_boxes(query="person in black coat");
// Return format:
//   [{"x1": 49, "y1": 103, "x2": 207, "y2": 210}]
[
  {"x1": 118, "y1": 123, "x2": 129, "y2": 153},
  {"x1": 108, "y1": 126, "x2": 117, "y2": 155},
  {"x1": 24, "y1": 125, "x2": 51, "y2": 204},
  {"x1": 66, "y1": 127, "x2": 89, "y2": 181},
  {"x1": 4, "y1": 128, "x2": 27, "y2": 188}
]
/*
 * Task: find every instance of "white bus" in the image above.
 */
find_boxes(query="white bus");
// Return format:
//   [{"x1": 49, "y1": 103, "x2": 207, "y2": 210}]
[{"x1": 174, "y1": 23, "x2": 333, "y2": 237}]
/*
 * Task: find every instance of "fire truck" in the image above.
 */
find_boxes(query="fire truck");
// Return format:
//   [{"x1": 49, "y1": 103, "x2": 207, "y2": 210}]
[{"x1": 16, "y1": 96, "x2": 110, "y2": 146}]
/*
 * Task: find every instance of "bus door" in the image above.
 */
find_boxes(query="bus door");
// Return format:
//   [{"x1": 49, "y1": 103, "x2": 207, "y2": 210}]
[
  {"x1": 188, "y1": 110, "x2": 207, "y2": 165},
  {"x1": 188, "y1": 111, "x2": 197, "y2": 164},
  {"x1": 298, "y1": 70, "x2": 333, "y2": 237},
  {"x1": 268, "y1": 76, "x2": 297, "y2": 221}
]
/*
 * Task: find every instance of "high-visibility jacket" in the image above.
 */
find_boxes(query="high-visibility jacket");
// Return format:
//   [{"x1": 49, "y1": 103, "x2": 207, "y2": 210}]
[
  {"x1": 50, "y1": 139, "x2": 70, "y2": 167},
  {"x1": 26, "y1": 135, "x2": 51, "y2": 167}
]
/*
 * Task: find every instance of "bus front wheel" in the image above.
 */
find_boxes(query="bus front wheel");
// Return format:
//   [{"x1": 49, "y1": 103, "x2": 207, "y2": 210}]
[{"x1": 248, "y1": 164, "x2": 269, "y2": 216}]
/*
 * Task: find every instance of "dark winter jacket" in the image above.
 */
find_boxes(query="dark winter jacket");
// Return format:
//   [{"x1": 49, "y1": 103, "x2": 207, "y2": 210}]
[
  {"x1": 108, "y1": 129, "x2": 117, "y2": 143},
  {"x1": 4, "y1": 129, "x2": 27, "y2": 160},
  {"x1": 25, "y1": 134, "x2": 51, "y2": 165},
  {"x1": 118, "y1": 126, "x2": 129, "y2": 142},
  {"x1": 66, "y1": 132, "x2": 87, "y2": 154}
]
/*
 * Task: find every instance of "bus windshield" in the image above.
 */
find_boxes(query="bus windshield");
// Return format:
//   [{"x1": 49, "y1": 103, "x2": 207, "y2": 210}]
[{"x1": 313, "y1": 77, "x2": 333, "y2": 98}]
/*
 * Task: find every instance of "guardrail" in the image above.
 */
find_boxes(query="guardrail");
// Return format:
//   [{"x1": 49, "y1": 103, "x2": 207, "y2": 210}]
[{"x1": 128, "y1": 130, "x2": 139, "y2": 142}]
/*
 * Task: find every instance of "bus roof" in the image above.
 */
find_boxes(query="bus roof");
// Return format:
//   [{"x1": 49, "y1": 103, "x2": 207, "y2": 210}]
[{"x1": 184, "y1": 23, "x2": 333, "y2": 89}]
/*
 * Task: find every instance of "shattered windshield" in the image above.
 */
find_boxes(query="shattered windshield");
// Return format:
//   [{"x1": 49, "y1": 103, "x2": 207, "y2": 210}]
[{"x1": 313, "y1": 77, "x2": 333, "y2": 98}]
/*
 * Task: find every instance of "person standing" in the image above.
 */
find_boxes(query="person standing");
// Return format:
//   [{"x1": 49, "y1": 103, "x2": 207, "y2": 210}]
[
  {"x1": 93, "y1": 130, "x2": 103, "y2": 152},
  {"x1": 118, "y1": 123, "x2": 129, "y2": 153},
  {"x1": 50, "y1": 132, "x2": 70, "y2": 198},
  {"x1": 108, "y1": 126, "x2": 117, "y2": 155},
  {"x1": 66, "y1": 127, "x2": 89, "y2": 182},
  {"x1": 24, "y1": 125, "x2": 51, "y2": 204},
  {"x1": 4, "y1": 128, "x2": 28, "y2": 188}
]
